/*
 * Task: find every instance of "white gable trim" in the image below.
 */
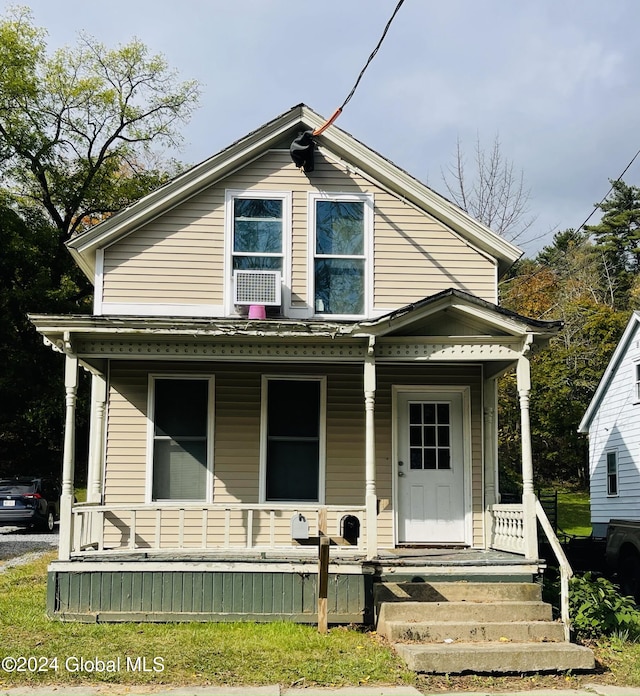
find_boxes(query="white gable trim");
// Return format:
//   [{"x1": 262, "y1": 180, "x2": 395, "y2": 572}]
[
  {"x1": 67, "y1": 105, "x2": 521, "y2": 281},
  {"x1": 579, "y1": 311, "x2": 640, "y2": 432}
]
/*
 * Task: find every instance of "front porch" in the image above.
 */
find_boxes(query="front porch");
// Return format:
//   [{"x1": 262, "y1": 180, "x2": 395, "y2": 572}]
[{"x1": 46, "y1": 542, "x2": 541, "y2": 624}]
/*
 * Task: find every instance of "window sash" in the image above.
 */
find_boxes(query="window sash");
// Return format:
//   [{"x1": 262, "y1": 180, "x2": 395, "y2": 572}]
[
  {"x1": 263, "y1": 378, "x2": 323, "y2": 503},
  {"x1": 232, "y1": 196, "x2": 284, "y2": 270},
  {"x1": 312, "y1": 197, "x2": 369, "y2": 316},
  {"x1": 150, "y1": 377, "x2": 211, "y2": 502}
]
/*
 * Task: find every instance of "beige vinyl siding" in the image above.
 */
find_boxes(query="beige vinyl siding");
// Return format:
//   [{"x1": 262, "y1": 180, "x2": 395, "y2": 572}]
[
  {"x1": 104, "y1": 366, "x2": 148, "y2": 505},
  {"x1": 101, "y1": 150, "x2": 497, "y2": 311},
  {"x1": 104, "y1": 360, "x2": 484, "y2": 550}
]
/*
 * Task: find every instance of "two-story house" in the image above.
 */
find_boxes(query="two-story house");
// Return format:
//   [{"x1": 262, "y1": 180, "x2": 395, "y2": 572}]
[{"x1": 30, "y1": 104, "x2": 594, "y2": 672}]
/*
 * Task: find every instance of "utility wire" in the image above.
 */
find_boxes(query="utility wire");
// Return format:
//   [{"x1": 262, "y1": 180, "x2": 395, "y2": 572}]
[
  {"x1": 573, "y1": 146, "x2": 640, "y2": 234},
  {"x1": 340, "y1": 0, "x2": 406, "y2": 111},
  {"x1": 313, "y1": 0, "x2": 406, "y2": 136}
]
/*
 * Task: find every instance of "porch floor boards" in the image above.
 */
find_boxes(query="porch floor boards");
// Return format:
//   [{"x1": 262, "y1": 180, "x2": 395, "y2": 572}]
[{"x1": 65, "y1": 548, "x2": 539, "y2": 568}]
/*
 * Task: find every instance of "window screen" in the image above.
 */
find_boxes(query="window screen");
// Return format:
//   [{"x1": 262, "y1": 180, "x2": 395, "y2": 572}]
[
  {"x1": 152, "y1": 378, "x2": 209, "y2": 501},
  {"x1": 265, "y1": 380, "x2": 321, "y2": 501}
]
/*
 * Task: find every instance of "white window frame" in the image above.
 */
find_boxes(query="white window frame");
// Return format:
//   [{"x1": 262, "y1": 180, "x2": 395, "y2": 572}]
[
  {"x1": 259, "y1": 375, "x2": 327, "y2": 505},
  {"x1": 634, "y1": 363, "x2": 640, "y2": 403},
  {"x1": 145, "y1": 374, "x2": 215, "y2": 504},
  {"x1": 606, "y1": 449, "x2": 619, "y2": 497},
  {"x1": 224, "y1": 190, "x2": 291, "y2": 316},
  {"x1": 308, "y1": 192, "x2": 374, "y2": 319}
]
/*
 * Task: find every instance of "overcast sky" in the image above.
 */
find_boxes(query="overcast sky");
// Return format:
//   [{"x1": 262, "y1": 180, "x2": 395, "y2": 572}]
[{"x1": 9, "y1": 0, "x2": 640, "y2": 256}]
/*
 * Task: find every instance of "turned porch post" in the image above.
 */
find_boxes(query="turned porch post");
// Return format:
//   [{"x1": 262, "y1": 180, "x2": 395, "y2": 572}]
[
  {"x1": 483, "y1": 377, "x2": 498, "y2": 546},
  {"x1": 59, "y1": 353, "x2": 79, "y2": 561},
  {"x1": 517, "y1": 342, "x2": 538, "y2": 560},
  {"x1": 364, "y1": 338, "x2": 377, "y2": 560},
  {"x1": 87, "y1": 373, "x2": 107, "y2": 503}
]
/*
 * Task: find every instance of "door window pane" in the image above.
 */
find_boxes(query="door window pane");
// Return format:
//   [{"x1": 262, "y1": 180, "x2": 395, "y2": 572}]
[{"x1": 408, "y1": 400, "x2": 452, "y2": 471}]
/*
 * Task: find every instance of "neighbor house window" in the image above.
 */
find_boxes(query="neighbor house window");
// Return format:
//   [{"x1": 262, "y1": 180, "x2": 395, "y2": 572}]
[
  {"x1": 231, "y1": 195, "x2": 284, "y2": 272},
  {"x1": 607, "y1": 451, "x2": 618, "y2": 496},
  {"x1": 262, "y1": 377, "x2": 325, "y2": 502},
  {"x1": 635, "y1": 364, "x2": 640, "y2": 402},
  {"x1": 311, "y1": 194, "x2": 372, "y2": 316},
  {"x1": 149, "y1": 376, "x2": 213, "y2": 502}
]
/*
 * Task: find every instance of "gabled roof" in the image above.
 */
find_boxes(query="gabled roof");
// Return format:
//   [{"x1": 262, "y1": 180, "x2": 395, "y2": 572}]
[
  {"x1": 354, "y1": 288, "x2": 562, "y2": 340},
  {"x1": 67, "y1": 104, "x2": 522, "y2": 280},
  {"x1": 578, "y1": 311, "x2": 640, "y2": 433}
]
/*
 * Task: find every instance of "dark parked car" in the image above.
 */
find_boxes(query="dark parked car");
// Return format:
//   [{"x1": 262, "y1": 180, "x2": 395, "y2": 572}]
[{"x1": 0, "y1": 477, "x2": 60, "y2": 532}]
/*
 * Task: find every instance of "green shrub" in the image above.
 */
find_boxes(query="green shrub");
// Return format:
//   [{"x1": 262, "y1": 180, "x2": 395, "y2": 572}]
[{"x1": 570, "y1": 572, "x2": 640, "y2": 640}]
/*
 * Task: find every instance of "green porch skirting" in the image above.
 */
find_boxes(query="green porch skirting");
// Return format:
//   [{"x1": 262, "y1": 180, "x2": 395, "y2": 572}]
[{"x1": 47, "y1": 566, "x2": 374, "y2": 624}]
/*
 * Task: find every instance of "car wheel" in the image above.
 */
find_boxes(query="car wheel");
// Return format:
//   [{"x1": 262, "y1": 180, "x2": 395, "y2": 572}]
[
  {"x1": 41, "y1": 507, "x2": 55, "y2": 534},
  {"x1": 619, "y1": 550, "x2": 640, "y2": 604}
]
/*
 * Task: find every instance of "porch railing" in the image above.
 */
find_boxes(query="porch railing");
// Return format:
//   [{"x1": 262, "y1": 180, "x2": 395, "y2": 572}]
[
  {"x1": 490, "y1": 503, "x2": 525, "y2": 554},
  {"x1": 490, "y1": 499, "x2": 573, "y2": 642},
  {"x1": 70, "y1": 502, "x2": 366, "y2": 557}
]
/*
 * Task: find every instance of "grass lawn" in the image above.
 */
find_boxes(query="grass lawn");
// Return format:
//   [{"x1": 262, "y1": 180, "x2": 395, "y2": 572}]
[
  {"x1": 558, "y1": 489, "x2": 592, "y2": 537},
  {"x1": 1, "y1": 552, "x2": 639, "y2": 692}
]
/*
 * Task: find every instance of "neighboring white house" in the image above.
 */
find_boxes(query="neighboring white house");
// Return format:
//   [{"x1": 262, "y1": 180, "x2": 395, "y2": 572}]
[{"x1": 579, "y1": 311, "x2": 640, "y2": 537}]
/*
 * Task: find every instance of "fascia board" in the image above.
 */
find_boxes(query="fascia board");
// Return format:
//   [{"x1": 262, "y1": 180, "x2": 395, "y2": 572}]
[
  {"x1": 578, "y1": 311, "x2": 640, "y2": 433},
  {"x1": 355, "y1": 296, "x2": 536, "y2": 339}
]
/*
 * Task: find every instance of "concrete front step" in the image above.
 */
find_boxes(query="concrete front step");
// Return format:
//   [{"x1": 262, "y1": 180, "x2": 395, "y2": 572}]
[
  {"x1": 377, "y1": 600, "x2": 553, "y2": 626},
  {"x1": 382, "y1": 619, "x2": 566, "y2": 643},
  {"x1": 394, "y1": 641, "x2": 596, "y2": 674},
  {"x1": 374, "y1": 581, "x2": 542, "y2": 604}
]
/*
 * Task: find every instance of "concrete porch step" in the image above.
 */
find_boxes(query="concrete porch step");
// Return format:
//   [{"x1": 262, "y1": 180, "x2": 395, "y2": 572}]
[
  {"x1": 381, "y1": 619, "x2": 566, "y2": 643},
  {"x1": 375, "y1": 580, "x2": 595, "y2": 674},
  {"x1": 377, "y1": 600, "x2": 553, "y2": 626},
  {"x1": 394, "y1": 641, "x2": 596, "y2": 674},
  {"x1": 374, "y1": 581, "x2": 542, "y2": 604}
]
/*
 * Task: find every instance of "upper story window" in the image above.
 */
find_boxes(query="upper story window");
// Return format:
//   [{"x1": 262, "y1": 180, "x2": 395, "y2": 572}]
[
  {"x1": 232, "y1": 197, "x2": 283, "y2": 271},
  {"x1": 635, "y1": 363, "x2": 640, "y2": 402},
  {"x1": 310, "y1": 193, "x2": 373, "y2": 317}
]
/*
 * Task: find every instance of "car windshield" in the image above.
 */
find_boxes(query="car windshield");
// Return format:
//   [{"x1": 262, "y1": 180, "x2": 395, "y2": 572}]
[{"x1": 0, "y1": 481, "x2": 37, "y2": 495}]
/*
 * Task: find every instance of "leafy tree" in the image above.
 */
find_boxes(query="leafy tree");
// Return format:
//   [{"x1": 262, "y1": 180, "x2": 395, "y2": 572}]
[
  {"x1": 0, "y1": 6, "x2": 199, "y2": 243},
  {"x1": 499, "y1": 228, "x2": 629, "y2": 490},
  {"x1": 0, "y1": 7, "x2": 199, "y2": 475},
  {"x1": 586, "y1": 179, "x2": 640, "y2": 310}
]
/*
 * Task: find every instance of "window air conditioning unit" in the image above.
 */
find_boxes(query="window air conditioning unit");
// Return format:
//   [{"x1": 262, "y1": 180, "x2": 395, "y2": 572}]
[{"x1": 233, "y1": 270, "x2": 282, "y2": 306}]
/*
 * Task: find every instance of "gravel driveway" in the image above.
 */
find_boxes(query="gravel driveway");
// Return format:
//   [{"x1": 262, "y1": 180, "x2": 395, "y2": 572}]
[{"x1": 0, "y1": 525, "x2": 59, "y2": 567}]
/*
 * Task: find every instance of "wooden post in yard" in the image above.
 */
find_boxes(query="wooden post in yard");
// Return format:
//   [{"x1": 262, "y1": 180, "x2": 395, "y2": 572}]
[{"x1": 317, "y1": 507, "x2": 329, "y2": 634}]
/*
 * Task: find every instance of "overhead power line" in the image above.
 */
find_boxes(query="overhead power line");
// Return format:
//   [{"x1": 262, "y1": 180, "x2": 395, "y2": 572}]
[
  {"x1": 574, "y1": 146, "x2": 640, "y2": 234},
  {"x1": 312, "y1": 0, "x2": 407, "y2": 136}
]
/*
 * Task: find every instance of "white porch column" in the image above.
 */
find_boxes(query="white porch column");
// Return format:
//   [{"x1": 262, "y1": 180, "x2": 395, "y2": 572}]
[
  {"x1": 59, "y1": 354, "x2": 79, "y2": 561},
  {"x1": 364, "y1": 340, "x2": 377, "y2": 560},
  {"x1": 517, "y1": 347, "x2": 538, "y2": 560},
  {"x1": 483, "y1": 377, "x2": 498, "y2": 547},
  {"x1": 87, "y1": 373, "x2": 107, "y2": 503}
]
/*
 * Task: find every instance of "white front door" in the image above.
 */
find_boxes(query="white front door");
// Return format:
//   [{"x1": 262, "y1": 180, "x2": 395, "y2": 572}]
[{"x1": 396, "y1": 389, "x2": 468, "y2": 544}]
